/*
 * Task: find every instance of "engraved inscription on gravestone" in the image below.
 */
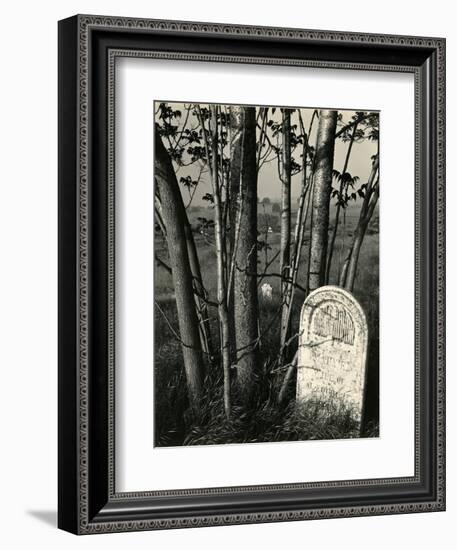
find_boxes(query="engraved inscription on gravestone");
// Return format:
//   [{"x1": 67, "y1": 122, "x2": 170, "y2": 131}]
[{"x1": 296, "y1": 285, "x2": 368, "y2": 423}]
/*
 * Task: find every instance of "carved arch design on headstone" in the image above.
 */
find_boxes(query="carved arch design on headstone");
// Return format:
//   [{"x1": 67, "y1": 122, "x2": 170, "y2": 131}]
[{"x1": 312, "y1": 303, "x2": 355, "y2": 345}]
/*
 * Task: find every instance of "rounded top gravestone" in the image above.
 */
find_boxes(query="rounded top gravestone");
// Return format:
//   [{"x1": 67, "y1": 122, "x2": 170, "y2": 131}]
[{"x1": 296, "y1": 285, "x2": 368, "y2": 425}]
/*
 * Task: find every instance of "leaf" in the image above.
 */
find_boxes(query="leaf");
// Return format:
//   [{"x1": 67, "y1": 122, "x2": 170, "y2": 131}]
[
  {"x1": 202, "y1": 193, "x2": 214, "y2": 204},
  {"x1": 179, "y1": 175, "x2": 198, "y2": 188}
]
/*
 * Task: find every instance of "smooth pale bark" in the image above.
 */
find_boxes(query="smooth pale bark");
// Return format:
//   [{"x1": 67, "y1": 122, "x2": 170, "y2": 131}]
[
  {"x1": 307, "y1": 110, "x2": 338, "y2": 292},
  {"x1": 277, "y1": 181, "x2": 315, "y2": 405},
  {"x1": 229, "y1": 106, "x2": 259, "y2": 404},
  {"x1": 227, "y1": 107, "x2": 242, "y2": 364},
  {"x1": 280, "y1": 110, "x2": 292, "y2": 294},
  {"x1": 206, "y1": 106, "x2": 232, "y2": 419},
  {"x1": 278, "y1": 110, "x2": 292, "y2": 370},
  {"x1": 279, "y1": 110, "x2": 316, "y2": 367},
  {"x1": 154, "y1": 129, "x2": 204, "y2": 411}
]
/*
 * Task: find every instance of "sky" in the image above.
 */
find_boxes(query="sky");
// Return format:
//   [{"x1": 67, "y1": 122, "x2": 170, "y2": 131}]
[{"x1": 155, "y1": 102, "x2": 379, "y2": 208}]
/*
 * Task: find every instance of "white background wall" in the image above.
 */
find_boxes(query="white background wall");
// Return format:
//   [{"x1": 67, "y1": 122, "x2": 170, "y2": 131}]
[{"x1": 0, "y1": 1, "x2": 453, "y2": 547}]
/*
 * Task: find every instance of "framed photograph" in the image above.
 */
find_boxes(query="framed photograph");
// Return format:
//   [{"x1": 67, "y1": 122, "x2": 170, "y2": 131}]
[{"x1": 58, "y1": 14, "x2": 445, "y2": 534}]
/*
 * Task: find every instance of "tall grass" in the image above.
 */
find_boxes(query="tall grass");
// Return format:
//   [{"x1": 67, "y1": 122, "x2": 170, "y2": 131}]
[
  {"x1": 155, "y1": 349, "x2": 376, "y2": 447},
  {"x1": 154, "y1": 223, "x2": 379, "y2": 447},
  {"x1": 154, "y1": 291, "x2": 379, "y2": 447}
]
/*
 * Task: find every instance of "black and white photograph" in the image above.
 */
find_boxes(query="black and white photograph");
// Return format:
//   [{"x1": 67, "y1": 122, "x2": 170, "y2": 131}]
[
  {"x1": 0, "y1": 0, "x2": 450, "y2": 544},
  {"x1": 53, "y1": 7, "x2": 445, "y2": 538},
  {"x1": 154, "y1": 102, "x2": 380, "y2": 447}
]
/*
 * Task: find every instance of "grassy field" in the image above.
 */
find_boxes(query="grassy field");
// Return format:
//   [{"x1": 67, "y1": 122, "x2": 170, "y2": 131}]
[{"x1": 154, "y1": 209, "x2": 379, "y2": 447}]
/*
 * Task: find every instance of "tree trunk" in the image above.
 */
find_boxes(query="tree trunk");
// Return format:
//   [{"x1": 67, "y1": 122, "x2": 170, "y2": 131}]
[
  {"x1": 156, "y1": 194, "x2": 213, "y2": 362},
  {"x1": 183, "y1": 221, "x2": 213, "y2": 362},
  {"x1": 227, "y1": 106, "x2": 242, "y2": 364},
  {"x1": 344, "y1": 186, "x2": 379, "y2": 292},
  {"x1": 307, "y1": 110, "x2": 338, "y2": 292},
  {"x1": 278, "y1": 109, "x2": 292, "y2": 370},
  {"x1": 280, "y1": 109, "x2": 292, "y2": 295},
  {"x1": 229, "y1": 106, "x2": 259, "y2": 405},
  {"x1": 154, "y1": 129, "x2": 204, "y2": 412},
  {"x1": 340, "y1": 156, "x2": 379, "y2": 291},
  {"x1": 279, "y1": 110, "x2": 315, "y2": 366},
  {"x1": 325, "y1": 121, "x2": 358, "y2": 284},
  {"x1": 204, "y1": 105, "x2": 232, "y2": 419}
]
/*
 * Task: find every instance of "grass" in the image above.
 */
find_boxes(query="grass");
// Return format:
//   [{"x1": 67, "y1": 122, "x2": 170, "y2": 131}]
[
  {"x1": 155, "y1": 349, "x2": 376, "y2": 447},
  {"x1": 155, "y1": 350, "x2": 378, "y2": 447},
  {"x1": 154, "y1": 213, "x2": 379, "y2": 447}
]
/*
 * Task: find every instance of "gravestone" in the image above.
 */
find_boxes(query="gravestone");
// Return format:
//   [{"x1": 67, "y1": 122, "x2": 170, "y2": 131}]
[
  {"x1": 261, "y1": 283, "x2": 273, "y2": 301},
  {"x1": 296, "y1": 285, "x2": 368, "y2": 424}
]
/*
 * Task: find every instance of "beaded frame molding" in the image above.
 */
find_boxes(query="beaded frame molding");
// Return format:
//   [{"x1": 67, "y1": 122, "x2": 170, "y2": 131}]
[{"x1": 58, "y1": 14, "x2": 445, "y2": 534}]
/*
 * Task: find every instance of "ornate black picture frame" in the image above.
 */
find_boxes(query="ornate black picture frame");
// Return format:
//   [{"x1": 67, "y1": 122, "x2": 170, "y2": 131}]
[{"x1": 58, "y1": 14, "x2": 445, "y2": 534}]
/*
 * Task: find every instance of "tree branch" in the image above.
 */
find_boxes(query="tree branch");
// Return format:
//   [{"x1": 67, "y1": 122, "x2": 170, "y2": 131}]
[{"x1": 155, "y1": 254, "x2": 172, "y2": 274}]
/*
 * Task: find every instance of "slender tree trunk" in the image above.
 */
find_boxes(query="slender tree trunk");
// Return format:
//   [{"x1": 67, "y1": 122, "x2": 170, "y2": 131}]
[
  {"x1": 156, "y1": 194, "x2": 213, "y2": 362},
  {"x1": 279, "y1": 110, "x2": 316, "y2": 366},
  {"x1": 344, "y1": 186, "x2": 379, "y2": 292},
  {"x1": 229, "y1": 106, "x2": 259, "y2": 405},
  {"x1": 278, "y1": 112, "x2": 319, "y2": 404},
  {"x1": 279, "y1": 109, "x2": 292, "y2": 370},
  {"x1": 201, "y1": 105, "x2": 232, "y2": 419},
  {"x1": 154, "y1": 129, "x2": 204, "y2": 412},
  {"x1": 342, "y1": 156, "x2": 379, "y2": 292},
  {"x1": 307, "y1": 110, "x2": 338, "y2": 292},
  {"x1": 280, "y1": 110, "x2": 292, "y2": 293},
  {"x1": 277, "y1": 351, "x2": 298, "y2": 405},
  {"x1": 325, "y1": 121, "x2": 358, "y2": 284},
  {"x1": 183, "y1": 221, "x2": 213, "y2": 361},
  {"x1": 277, "y1": 177, "x2": 315, "y2": 405},
  {"x1": 227, "y1": 106, "x2": 242, "y2": 364},
  {"x1": 256, "y1": 108, "x2": 269, "y2": 171}
]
